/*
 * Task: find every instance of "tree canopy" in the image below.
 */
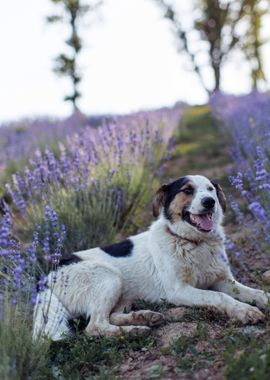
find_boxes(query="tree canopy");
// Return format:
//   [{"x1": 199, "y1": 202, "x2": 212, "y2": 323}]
[
  {"x1": 47, "y1": 0, "x2": 102, "y2": 112},
  {"x1": 155, "y1": 0, "x2": 269, "y2": 93}
]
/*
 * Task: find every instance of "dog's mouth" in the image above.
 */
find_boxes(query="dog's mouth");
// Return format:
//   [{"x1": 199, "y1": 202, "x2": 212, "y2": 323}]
[{"x1": 183, "y1": 211, "x2": 213, "y2": 232}]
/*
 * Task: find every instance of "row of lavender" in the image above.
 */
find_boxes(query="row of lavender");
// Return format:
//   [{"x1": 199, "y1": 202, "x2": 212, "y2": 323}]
[
  {"x1": 0, "y1": 106, "x2": 181, "y2": 178},
  {"x1": 0, "y1": 111, "x2": 113, "y2": 166},
  {"x1": 0, "y1": 113, "x2": 84, "y2": 177},
  {"x1": 211, "y1": 91, "x2": 270, "y2": 260}
]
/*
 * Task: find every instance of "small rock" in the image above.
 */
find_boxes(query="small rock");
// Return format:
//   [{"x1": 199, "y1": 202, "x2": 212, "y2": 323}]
[
  {"x1": 263, "y1": 270, "x2": 270, "y2": 283},
  {"x1": 164, "y1": 307, "x2": 186, "y2": 322}
]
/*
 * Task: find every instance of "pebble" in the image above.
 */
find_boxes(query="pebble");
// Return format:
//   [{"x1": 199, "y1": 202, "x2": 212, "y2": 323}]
[{"x1": 263, "y1": 270, "x2": 270, "y2": 283}]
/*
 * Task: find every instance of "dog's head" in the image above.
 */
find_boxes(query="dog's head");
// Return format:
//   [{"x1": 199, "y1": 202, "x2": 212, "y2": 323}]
[{"x1": 153, "y1": 175, "x2": 226, "y2": 237}]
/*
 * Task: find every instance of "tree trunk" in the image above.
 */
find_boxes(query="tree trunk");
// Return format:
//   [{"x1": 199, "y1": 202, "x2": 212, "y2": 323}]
[{"x1": 213, "y1": 64, "x2": 221, "y2": 92}]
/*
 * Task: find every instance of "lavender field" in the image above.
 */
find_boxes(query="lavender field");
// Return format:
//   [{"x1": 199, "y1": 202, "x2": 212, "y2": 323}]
[
  {"x1": 2, "y1": 0, "x2": 270, "y2": 377},
  {"x1": 1, "y1": 93, "x2": 270, "y2": 379}
]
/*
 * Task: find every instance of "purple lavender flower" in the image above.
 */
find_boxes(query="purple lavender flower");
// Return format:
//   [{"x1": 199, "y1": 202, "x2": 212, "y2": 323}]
[
  {"x1": 211, "y1": 91, "x2": 270, "y2": 262},
  {"x1": 0, "y1": 205, "x2": 65, "y2": 309}
]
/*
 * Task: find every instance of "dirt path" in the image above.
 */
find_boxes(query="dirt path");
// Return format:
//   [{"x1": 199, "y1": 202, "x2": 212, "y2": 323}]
[{"x1": 115, "y1": 106, "x2": 270, "y2": 380}]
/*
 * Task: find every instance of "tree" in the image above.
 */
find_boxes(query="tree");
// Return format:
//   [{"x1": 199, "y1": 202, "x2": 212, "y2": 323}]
[
  {"x1": 241, "y1": 0, "x2": 268, "y2": 89},
  {"x1": 154, "y1": 0, "x2": 268, "y2": 94},
  {"x1": 47, "y1": 0, "x2": 102, "y2": 112}
]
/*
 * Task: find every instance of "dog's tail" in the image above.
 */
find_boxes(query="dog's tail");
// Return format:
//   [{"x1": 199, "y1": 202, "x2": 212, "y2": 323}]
[{"x1": 33, "y1": 289, "x2": 70, "y2": 341}]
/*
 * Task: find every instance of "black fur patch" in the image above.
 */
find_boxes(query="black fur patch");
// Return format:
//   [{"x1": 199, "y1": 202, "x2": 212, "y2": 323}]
[
  {"x1": 101, "y1": 239, "x2": 133, "y2": 257},
  {"x1": 68, "y1": 316, "x2": 90, "y2": 333},
  {"x1": 58, "y1": 255, "x2": 82, "y2": 267},
  {"x1": 163, "y1": 176, "x2": 189, "y2": 221}
]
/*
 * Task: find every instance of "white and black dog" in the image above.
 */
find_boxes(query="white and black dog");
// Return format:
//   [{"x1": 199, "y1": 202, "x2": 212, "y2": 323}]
[{"x1": 33, "y1": 175, "x2": 269, "y2": 341}]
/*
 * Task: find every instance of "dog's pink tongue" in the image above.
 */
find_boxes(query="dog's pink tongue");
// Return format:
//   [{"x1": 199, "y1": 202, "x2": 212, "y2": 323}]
[{"x1": 195, "y1": 214, "x2": 213, "y2": 231}]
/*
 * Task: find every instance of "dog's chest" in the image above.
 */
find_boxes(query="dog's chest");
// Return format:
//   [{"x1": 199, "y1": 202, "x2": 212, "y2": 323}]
[{"x1": 175, "y1": 242, "x2": 227, "y2": 289}]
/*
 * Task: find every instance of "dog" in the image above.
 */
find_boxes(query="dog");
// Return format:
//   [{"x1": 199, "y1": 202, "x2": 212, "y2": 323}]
[{"x1": 33, "y1": 175, "x2": 269, "y2": 341}]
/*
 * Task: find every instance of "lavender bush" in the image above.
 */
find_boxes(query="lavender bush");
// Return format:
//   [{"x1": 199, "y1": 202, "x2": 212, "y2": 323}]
[
  {"x1": 211, "y1": 91, "x2": 270, "y2": 259},
  {"x1": 5, "y1": 106, "x2": 181, "y2": 256}
]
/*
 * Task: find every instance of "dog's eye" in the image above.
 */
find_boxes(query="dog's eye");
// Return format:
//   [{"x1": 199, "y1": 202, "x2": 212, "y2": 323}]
[
  {"x1": 208, "y1": 187, "x2": 214, "y2": 191},
  {"x1": 183, "y1": 187, "x2": 194, "y2": 195}
]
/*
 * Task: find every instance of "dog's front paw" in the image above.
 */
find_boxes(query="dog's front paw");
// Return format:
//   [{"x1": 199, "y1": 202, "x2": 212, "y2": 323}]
[
  {"x1": 229, "y1": 304, "x2": 265, "y2": 324},
  {"x1": 253, "y1": 292, "x2": 270, "y2": 310}
]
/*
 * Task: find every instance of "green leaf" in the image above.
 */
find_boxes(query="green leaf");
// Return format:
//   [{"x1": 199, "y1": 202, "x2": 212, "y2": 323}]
[{"x1": 46, "y1": 15, "x2": 62, "y2": 23}]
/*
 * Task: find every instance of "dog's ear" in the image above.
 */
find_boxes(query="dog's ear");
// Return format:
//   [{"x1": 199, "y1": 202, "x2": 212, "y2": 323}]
[
  {"x1": 153, "y1": 184, "x2": 168, "y2": 218},
  {"x1": 211, "y1": 181, "x2": 226, "y2": 213}
]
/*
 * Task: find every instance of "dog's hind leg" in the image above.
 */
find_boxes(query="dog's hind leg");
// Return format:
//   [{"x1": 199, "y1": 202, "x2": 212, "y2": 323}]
[
  {"x1": 86, "y1": 312, "x2": 151, "y2": 337},
  {"x1": 110, "y1": 310, "x2": 165, "y2": 327},
  {"x1": 33, "y1": 289, "x2": 71, "y2": 341},
  {"x1": 83, "y1": 268, "x2": 150, "y2": 337}
]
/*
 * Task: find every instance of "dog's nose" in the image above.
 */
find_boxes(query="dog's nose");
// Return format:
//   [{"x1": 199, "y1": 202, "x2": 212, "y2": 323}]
[{"x1": 201, "y1": 197, "x2": 215, "y2": 209}]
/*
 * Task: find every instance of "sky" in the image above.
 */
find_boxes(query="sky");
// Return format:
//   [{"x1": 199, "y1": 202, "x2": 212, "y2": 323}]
[{"x1": 0, "y1": 0, "x2": 269, "y2": 122}]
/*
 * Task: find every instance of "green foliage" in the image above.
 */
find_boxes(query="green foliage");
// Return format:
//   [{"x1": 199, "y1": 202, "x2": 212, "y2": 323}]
[
  {"x1": 181, "y1": 305, "x2": 229, "y2": 324},
  {"x1": 0, "y1": 293, "x2": 160, "y2": 379},
  {"x1": 170, "y1": 323, "x2": 208, "y2": 356},
  {"x1": 0, "y1": 160, "x2": 28, "y2": 198},
  {"x1": 19, "y1": 185, "x2": 121, "y2": 259},
  {"x1": 15, "y1": 151, "x2": 158, "y2": 262},
  {"x1": 166, "y1": 324, "x2": 213, "y2": 370},
  {"x1": 170, "y1": 106, "x2": 230, "y2": 178},
  {"x1": 50, "y1": 332, "x2": 155, "y2": 379},
  {"x1": 224, "y1": 332, "x2": 270, "y2": 380},
  {"x1": 0, "y1": 296, "x2": 52, "y2": 380},
  {"x1": 240, "y1": 0, "x2": 269, "y2": 89},
  {"x1": 132, "y1": 299, "x2": 175, "y2": 313},
  {"x1": 47, "y1": 0, "x2": 103, "y2": 111}
]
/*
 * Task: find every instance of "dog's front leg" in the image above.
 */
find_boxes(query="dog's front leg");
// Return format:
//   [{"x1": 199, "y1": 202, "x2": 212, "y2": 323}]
[
  {"x1": 214, "y1": 279, "x2": 270, "y2": 310},
  {"x1": 166, "y1": 285, "x2": 265, "y2": 324}
]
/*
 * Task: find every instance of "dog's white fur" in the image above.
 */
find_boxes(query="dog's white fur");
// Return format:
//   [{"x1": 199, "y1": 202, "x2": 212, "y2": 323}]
[{"x1": 33, "y1": 175, "x2": 269, "y2": 341}]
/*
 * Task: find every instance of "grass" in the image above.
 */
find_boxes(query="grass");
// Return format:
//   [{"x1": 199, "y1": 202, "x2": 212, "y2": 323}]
[
  {"x1": 0, "y1": 297, "x2": 51, "y2": 380},
  {"x1": 132, "y1": 299, "x2": 175, "y2": 313},
  {"x1": 164, "y1": 323, "x2": 270, "y2": 377},
  {"x1": 180, "y1": 305, "x2": 229, "y2": 324},
  {"x1": 224, "y1": 335, "x2": 270, "y2": 380},
  {"x1": 49, "y1": 332, "x2": 156, "y2": 379},
  {"x1": 167, "y1": 105, "x2": 231, "y2": 182},
  {"x1": 164, "y1": 323, "x2": 217, "y2": 371}
]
